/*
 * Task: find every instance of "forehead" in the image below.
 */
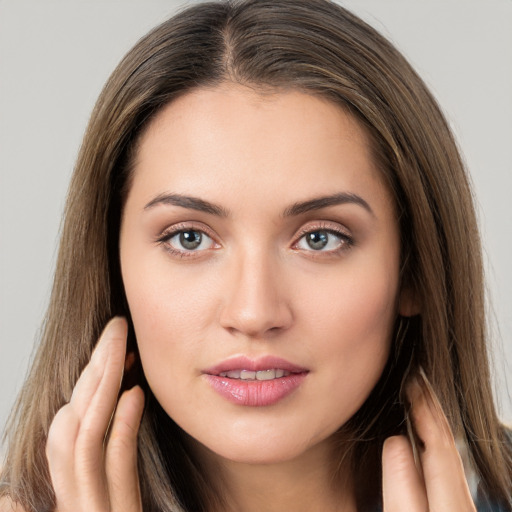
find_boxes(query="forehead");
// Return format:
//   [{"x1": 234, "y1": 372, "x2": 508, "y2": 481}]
[
  {"x1": 140, "y1": 84, "x2": 371, "y2": 157},
  {"x1": 128, "y1": 83, "x2": 393, "y2": 215}
]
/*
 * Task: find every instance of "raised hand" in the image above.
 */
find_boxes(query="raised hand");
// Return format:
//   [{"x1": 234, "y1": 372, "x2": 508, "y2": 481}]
[
  {"x1": 382, "y1": 372, "x2": 476, "y2": 512},
  {"x1": 46, "y1": 317, "x2": 145, "y2": 512}
]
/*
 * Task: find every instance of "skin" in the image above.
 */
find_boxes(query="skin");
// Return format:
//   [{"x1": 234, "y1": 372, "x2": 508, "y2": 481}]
[
  {"x1": 121, "y1": 85, "x2": 400, "y2": 468},
  {"x1": 37, "y1": 84, "x2": 476, "y2": 512}
]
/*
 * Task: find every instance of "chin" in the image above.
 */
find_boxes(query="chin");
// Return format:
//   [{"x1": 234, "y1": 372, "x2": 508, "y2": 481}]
[
  {"x1": 180, "y1": 413, "x2": 345, "y2": 469},
  {"x1": 201, "y1": 436, "x2": 317, "y2": 466}
]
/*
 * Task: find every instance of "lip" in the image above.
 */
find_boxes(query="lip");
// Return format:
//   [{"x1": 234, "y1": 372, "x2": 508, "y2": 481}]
[
  {"x1": 203, "y1": 355, "x2": 308, "y2": 375},
  {"x1": 203, "y1": 356, "x2": 309, "y2": 407}
]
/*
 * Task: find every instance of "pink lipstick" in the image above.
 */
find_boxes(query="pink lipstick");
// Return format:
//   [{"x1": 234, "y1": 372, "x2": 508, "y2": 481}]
[{"x1": 203, "y1": 356, "x2": 308, "y2": 406}]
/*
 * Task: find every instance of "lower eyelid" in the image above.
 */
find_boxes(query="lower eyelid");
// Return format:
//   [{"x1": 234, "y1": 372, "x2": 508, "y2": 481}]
[
  {"x1": 157, "y1": 238, "x2": 216, "y2": 260},
  {"x1": 296, "y1": 233, "x2": 350, "y2": 250}
]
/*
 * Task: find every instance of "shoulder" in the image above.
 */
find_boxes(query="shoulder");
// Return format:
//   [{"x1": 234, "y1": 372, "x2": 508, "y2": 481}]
[{"x1": 0, "y1": 496, "x2": 28, "y2": 512}]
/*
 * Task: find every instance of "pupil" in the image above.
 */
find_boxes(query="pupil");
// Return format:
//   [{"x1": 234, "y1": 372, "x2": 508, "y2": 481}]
[
  {"x1": 307, "y1": 231, "x2": 328, "y2": 250},
  {"x1": 180, "y1": 231, "x2": 202, "y2": 250}
]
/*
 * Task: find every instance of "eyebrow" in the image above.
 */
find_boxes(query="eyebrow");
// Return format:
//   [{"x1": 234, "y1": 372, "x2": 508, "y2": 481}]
[
  {"x1": 144, "y1": 193, "x2": 229, "y2": 217},
  {"x1": 144, "y1": 191, "x2": 373, "y2": 217},
  {"x1": 283, "y1": 192, "x2": 374, "y2": 217}
]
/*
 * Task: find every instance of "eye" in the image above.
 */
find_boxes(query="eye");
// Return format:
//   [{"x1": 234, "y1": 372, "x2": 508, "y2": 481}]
[
  {"x1": 295, "y1": 228, "x2": 352, "y2": 253},
  {"x1": 168, "y1": 229, "x2": 214, "y2": 251},
  {"x1": 157, "y1": 226, "x2": 217, "y2": 256},
  {"x1": 172, "y1": 230, "x2": 206, "y2": 250}
]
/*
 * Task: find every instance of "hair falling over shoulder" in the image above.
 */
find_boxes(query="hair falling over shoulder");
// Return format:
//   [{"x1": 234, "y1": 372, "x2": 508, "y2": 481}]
[{"x1": 1, "y1": 1, "x2": 511, "y2": 511}]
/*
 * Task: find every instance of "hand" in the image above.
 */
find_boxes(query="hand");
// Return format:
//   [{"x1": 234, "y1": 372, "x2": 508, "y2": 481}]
[
  {"x1": 46, "y1": 317, "x2": 145, "y2": 512},
  {"x1": 382, "y1": 372, "x2": 476, "y2": 512}
]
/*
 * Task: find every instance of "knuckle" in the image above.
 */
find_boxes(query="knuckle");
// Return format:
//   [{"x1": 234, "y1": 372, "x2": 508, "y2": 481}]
[
  {"x1": 74, "y1": 423, "x2": 102, "y2": 454},
  {"x1": 114, "y1": 415, "x2": 139, "y2": 441},
  {"x1": 107, "y1": 432, "x2": 137, "y2": 461}
]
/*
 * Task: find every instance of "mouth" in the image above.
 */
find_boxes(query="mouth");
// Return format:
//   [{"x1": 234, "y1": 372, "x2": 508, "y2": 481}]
[
  {"x1": 203, "y1": 356, "x2": 309, "y2": 406},
  {"x1": 218, "y1": 369, "x2": 292, "y2": 380}
]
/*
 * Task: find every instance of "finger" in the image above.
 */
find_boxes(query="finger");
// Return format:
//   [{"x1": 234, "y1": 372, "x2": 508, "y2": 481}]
[
  {"x1": 382, "y1": 435, "x2": 428, "y2": 512},
  {"x1": 72, "y1": 317, "x2": 128, "y2": 509},
  {"x1": 69, "y1": 317, "x2": 127, "y2": 419},
  {"x1": 46, "y1": 404, "x2": 80, "y2": 511},
  {"x1": 106, "y1": 386, "x2": 145, "y2": 512},
  {"x1": 407, "y1": 371, "x2": 476, "y2": 511},
  {"x1": 77, "y1": 317, "x2": 128, "y2": 436}
]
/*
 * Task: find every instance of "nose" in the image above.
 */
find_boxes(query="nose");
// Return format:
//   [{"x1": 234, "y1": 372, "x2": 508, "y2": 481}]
[{"x1": 219, "y1": 249, "x2": 293, "y2": 339}]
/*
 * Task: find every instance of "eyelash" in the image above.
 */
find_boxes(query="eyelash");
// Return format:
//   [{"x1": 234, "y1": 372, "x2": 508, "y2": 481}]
[
  {"x1": 292, "y1": 223, "x2": 354, "y2": 257},
  {"x1": 155, "y1": 223, "x2": 218, "y2": 259},
  {"x1": 155, "y1": 222, "x2": 354, "y2": 259}
]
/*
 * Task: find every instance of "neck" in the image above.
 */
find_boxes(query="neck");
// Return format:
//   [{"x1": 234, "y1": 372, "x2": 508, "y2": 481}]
[{"x1": 195, "y1": 439, "x2": 357, "y2": 512}]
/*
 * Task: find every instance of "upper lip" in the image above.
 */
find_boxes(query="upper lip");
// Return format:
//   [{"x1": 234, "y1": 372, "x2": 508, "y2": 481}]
[{"x1": 203, "y1": 355, "x2": 308, "y2": 376}]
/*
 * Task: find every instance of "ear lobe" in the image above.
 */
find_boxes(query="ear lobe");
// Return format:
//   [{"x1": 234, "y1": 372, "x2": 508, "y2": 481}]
[{"x1": 398, "y1": 286, "x2": 421, "y2": 317}]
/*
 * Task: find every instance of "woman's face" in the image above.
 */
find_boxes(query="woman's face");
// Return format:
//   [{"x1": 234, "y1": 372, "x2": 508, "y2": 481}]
[{"x1": 120, "y1": 83, "x2": 407, "y2": 465}]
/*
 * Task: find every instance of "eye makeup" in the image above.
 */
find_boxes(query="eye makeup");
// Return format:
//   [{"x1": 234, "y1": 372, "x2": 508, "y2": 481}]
[
  {"x1": 291, "y1": 221, "x2": 354, "y2": 256},
  {"x1": 155, "y1": 222, "x2": 220, "y2": 259},
  {"x1": 154, "y1": 219, "x2": 354, "y2": 260}
]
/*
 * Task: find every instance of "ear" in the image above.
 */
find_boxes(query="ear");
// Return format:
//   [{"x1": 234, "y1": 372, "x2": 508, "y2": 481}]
[{"x1": 398, "y1": 285, "x2": 421, "y2": 317}]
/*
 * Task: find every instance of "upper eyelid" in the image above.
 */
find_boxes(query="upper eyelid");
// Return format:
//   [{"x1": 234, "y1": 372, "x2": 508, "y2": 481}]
[
  {"x1": 293, "y1": 221, "x2": 351, "y2": 239},
  {"x1": 156, "y1": 222, "x2": 217, "y2": 241}
]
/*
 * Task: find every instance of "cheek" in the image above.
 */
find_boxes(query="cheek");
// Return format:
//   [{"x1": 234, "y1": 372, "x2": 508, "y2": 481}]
[
  {"x1": 299, "y1": 256, "x2": 398, "y2": 342},
  {"x1": 121, "y1": 220, "x2": 218, "y2": 333},
  {"x1": 121, "y1": 249, "x2": 223, "y2": 395},
  {"x1": 296, "y1": 258, "x2": 399, "y2": 400}
]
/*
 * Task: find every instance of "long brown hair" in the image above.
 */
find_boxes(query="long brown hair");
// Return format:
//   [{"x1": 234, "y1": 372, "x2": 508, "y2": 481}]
[{"x1": 2, "y1": 1, "x2": 511, "y2": 510}]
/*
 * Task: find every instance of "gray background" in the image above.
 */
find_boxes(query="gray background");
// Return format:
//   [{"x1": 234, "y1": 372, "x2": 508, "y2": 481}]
[{"x1": 1, "y1": 0, "x2": 511, "y2": 450}]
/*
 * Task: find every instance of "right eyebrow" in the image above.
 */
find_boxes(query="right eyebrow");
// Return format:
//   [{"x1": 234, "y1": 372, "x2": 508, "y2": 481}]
[{"x1": 144, "y1": 192, "x2": 230, "y2": 217}]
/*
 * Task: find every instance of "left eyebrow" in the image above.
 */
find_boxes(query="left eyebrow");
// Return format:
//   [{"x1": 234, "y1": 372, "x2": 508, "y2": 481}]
[{"x1": 282, "y1": 192, "x2": 374, "y2": 217}]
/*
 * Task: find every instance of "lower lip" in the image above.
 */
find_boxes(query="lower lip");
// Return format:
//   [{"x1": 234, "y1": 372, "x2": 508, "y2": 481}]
[{"x1": 204, "y1": 373, "x2": 308, "y2": 406}]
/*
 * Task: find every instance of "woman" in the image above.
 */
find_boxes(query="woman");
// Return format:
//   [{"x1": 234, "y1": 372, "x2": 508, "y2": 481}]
[{"x1": 1, "y1": 0, "x2": 511, "y2": 510}]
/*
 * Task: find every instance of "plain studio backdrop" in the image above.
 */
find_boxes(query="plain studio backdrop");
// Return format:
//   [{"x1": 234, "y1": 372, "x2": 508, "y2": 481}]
[{"x1": 1, "y1": 0, "x2": 511, "y2": 451}]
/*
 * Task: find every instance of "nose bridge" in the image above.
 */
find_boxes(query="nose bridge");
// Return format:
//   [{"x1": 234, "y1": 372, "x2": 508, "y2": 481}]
[{"x1": 219, "y1": 243, "x2": 292, "y2": 337}]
